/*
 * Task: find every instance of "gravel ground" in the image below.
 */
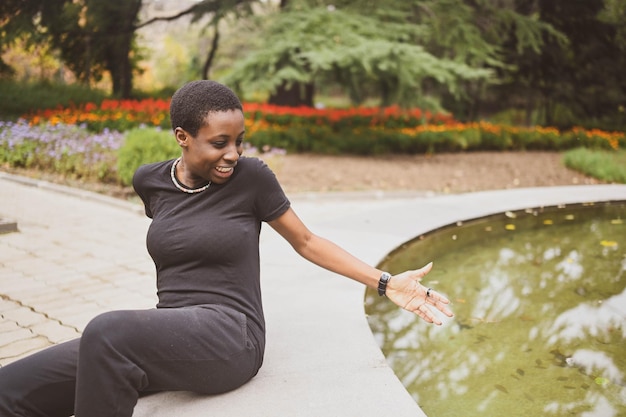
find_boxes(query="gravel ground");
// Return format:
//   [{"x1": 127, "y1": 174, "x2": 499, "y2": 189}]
[{"x1": 273, "y1": 151, "x2": 602, "y2": 194}]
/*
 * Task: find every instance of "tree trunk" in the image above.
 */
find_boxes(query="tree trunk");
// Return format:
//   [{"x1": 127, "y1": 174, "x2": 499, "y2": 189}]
[
  {"x1": 268, "y1": 82, "x2": 314, "y2": 107},
  {"x1": 102, "y1": 0, "x2": 141, "y2": 98},
  {"x1": 202, "y1": 23, "x2": 220, "y2": 80}
]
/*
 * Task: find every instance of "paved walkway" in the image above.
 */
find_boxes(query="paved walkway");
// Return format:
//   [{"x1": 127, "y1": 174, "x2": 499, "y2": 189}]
[{"x1": 1, "y1": 171, "x2": 625, "y2": 416}]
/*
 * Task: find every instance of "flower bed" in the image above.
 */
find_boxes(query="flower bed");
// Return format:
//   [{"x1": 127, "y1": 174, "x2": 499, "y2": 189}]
[
  {"x1": 23, "y1": 99, "x2": 625, "y2": 155},
  {"x1": 0, "y1": 120, "x2": 123, "y2": 182}
]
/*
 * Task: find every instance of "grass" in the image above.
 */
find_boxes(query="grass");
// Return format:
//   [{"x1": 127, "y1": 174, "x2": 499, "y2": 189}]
[
  {"x1": 563, "y1": 148, "x2": 626, "y2": 183},
  {"x1": 0, "y1": 80, "x2": 109, "y2": 121}
]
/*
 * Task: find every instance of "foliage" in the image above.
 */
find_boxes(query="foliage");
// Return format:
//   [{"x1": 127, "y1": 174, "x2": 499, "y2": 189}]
[
  {"x1": 0, "y1": 80, "x2": 108, "y2": 121},
  {"x1": 563, "y1": 148, "x2": 626, "y2": 183},
  {"x1": 116, "y1": 127, "x2": 180, "y2": 185},
  {"x1": 0, "y1": 36, "x2": 63, "y2": 82},
  {"x1": 223, "y1": 0, "x2": 568, "y2": 110},
  {"x1": 491, "y1": 0, "x2": 626, "y2": 131},
  {"x1": 245, "y1": 119, "x2": 625, "y2": 155},
  {"x1": 0, "y1": 120, "x2": 123, "y2": 182},
  {"x1": 224, "y1": 5, "x2": 493, "y2": 108},
  {"x1": 0, "y1": 0, "x2": 143, "y2": 97},
  {"x1": 3, "y1": 1, "x2": 624, "y2": 131}
]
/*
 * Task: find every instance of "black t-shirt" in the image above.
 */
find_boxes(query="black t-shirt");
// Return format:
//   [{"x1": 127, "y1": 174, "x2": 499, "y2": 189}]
[{"x1": 132, "y1": 157, "x2": 291, "y2": 334}]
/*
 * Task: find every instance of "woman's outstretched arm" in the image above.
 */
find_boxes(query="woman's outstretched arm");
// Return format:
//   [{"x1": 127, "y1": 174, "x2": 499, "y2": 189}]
[{"x1": 268, "y1": 208, "x2": 453, "y2": 325}]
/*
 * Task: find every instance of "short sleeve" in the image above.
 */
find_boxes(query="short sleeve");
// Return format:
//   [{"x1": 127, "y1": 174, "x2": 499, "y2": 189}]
[
  {"x1": 251, "y1": 158, "x2": 290, "y2": 222},
  {"x1": 132, "y1": 164, "x2": 154, "y2": 218}
]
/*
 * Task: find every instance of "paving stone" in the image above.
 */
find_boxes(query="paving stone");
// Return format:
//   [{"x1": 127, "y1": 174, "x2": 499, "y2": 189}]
[
  {"x1": 1, "y1": 306, "x2": 48, "y2": 327},
  {"x1": 60, "y1": 310, "x2": 108, "y2": 331},
  {"x1": 0, "y1": 245, "x2": 30, "y2": 263},
  {"x1": 10, "y1": 287, "x2": 63, "y2": 306},
  {"x1": 0, "y1": 327, "x2": 35, "y2": 347},
  {"x1": 40, "y1": 271, "x2": 85, "y2": 286},
  {"x1": 26, "y1": 294, "x2": 79, "y2": 312},
  {"x1": 0, "y1": 298, "x2": 21, "y2": 313},
  {"x1": 0, "y1": 268, "x2": 26, "y2": 281},
  {"x1": 0, "y1": 275, "x2": 45, "y2": 294},
  {"x1": 8, "y1": 257, "x2": 60, "y2": 276},
  {"x1": 37, "y1": 246, "x2": 78, "y2": 264},
  {"x1": 0, "y1": 320, "x2": 20, "y2": 332},
  {"x1": 0, "y1": 336, "x2": 51, "y2": 365},
  {"x1": 30, "y1": 320, "x2": 80, "y2": 344}
]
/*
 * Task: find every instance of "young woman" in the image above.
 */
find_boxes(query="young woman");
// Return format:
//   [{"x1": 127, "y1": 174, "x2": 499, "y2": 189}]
[{"x1": 0, "y1": 80, "x2": 453, "y2": 417}]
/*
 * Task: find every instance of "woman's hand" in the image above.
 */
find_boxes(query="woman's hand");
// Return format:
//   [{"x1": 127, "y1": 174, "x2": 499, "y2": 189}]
[{"x1": 385, "y1": 262, "x2": 453, "y2": 325}]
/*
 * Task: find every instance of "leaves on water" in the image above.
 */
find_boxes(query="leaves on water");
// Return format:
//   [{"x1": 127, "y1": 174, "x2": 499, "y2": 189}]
[
  {"x1": 595, "y1": 377, "x2": 609, "y2": 386},
  {"x1": 495, "y1": 384, "x2": 509, "y2": 393}
]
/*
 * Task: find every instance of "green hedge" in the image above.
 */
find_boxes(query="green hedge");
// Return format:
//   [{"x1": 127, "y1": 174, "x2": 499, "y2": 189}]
[
  {"x1": 117, "y1": 128, "x2": 180, "y2": 185},
  {"x1": 244, "y1": 123, "x2": 625, "y2": 155}
]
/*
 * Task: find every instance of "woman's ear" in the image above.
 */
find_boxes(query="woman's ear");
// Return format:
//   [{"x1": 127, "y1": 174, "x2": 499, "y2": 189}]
[{"x1": 174, "y1": 127, "x2": 188, "y2": 148}]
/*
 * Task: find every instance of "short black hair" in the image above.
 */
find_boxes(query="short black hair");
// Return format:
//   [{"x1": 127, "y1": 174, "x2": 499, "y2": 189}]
[{"x1": 170, "y1": 80, "x2": 243, "y2": 137}]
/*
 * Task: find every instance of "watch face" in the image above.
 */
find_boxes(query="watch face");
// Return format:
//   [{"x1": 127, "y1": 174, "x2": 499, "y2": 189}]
[{"x1": 378, "y1": 272, "x2": 391, "y2": 296}]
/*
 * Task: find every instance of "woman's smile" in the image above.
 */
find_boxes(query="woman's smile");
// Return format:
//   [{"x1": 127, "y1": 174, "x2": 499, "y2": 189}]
[{"x1": 214, "y1": 163, "x2": 237, "y2": 179}]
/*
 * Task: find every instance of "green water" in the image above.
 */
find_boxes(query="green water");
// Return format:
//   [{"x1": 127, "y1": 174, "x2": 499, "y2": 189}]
[{"x1": 365, "y1": 202, "x2": 626, "y2": 417}]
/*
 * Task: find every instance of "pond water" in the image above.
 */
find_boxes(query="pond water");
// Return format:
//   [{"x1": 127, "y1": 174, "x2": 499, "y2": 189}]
[{"x1": 365, "y1": 201, "x2": 626, "y2": 417}]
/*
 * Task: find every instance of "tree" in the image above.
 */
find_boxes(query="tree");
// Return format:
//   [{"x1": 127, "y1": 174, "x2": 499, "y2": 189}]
[
  {"x1": 415, "y1": 0, "x2": 565, "y2": 121},
  {"x1": 0, "y1": 0, "x2": 72, "y2": 77},
  {"x1": 497, "y1": 0, "x2": 626, "y2": 129},
  {"x1": 0, "y1": 0, "x2": 141, "y2": 97},
  {"x1": 224, "y1": 2, "x2": 493, "y2": 107},
  {"x1": 222, "y1": 0, "x2": 564, "y2": 109}
]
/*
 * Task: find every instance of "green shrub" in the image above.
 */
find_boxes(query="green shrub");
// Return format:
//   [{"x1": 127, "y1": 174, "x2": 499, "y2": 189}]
[
  {"x1": 563, "y1": 148, "x2": 626, "y2": 183},
  {"x1": 117, "y1": 128, "x2": 180, "y2": 185}
]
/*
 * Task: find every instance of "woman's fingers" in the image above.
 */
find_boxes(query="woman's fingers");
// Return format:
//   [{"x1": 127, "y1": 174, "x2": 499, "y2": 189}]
[
  {"x1": 392, "y1": 263, "x2": 454, "y2": 325},
  {"x1": 402, "y1": 285, "x2": 454, "y2": 325}
]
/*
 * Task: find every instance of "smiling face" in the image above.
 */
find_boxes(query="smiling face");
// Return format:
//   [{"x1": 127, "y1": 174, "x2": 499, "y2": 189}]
[{"x1": 175, "y1": 109, "x2": 245, "y2": 187}]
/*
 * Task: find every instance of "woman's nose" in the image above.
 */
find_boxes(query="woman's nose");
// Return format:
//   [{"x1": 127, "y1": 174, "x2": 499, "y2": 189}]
[{"x1": 224, "y1": 144, "x2": 240, "y2": 162}]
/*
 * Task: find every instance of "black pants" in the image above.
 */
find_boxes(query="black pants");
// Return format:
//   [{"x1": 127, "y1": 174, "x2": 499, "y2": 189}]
[{"x1": 0, "y1": 305, "x2": 264, "y2": 417}]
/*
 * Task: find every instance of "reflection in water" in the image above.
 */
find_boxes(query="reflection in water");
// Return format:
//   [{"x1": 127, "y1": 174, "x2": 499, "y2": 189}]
[{"x1": 366, "y1": 202, "x2": 626, "y2": 417}]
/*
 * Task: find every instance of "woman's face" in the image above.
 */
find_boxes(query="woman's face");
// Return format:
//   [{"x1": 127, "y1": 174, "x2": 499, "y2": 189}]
[{"x1": 177, "y1": 109, "x2": 245, "y2": 186}]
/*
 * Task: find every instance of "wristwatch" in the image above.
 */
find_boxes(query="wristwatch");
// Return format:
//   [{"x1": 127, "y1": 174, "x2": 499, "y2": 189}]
[{"x1": 377, "y1": 272, "x2": 392, "y2": 297}]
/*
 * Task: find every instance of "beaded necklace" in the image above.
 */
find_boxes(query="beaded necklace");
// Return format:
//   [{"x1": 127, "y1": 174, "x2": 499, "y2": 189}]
[{"x1": 170, "y1": 157, "x2": 211, "y2": 194}]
